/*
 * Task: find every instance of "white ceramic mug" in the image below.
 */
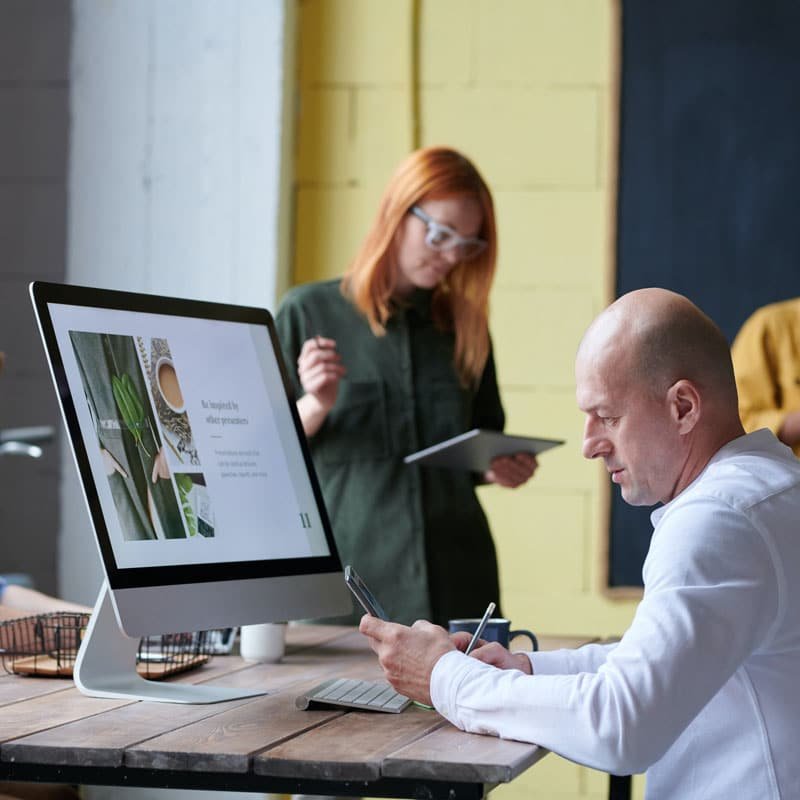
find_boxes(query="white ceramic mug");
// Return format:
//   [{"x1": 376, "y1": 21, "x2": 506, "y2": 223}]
[{"x1": 239, "y1": 623, "x2": 286, "y2": 662}]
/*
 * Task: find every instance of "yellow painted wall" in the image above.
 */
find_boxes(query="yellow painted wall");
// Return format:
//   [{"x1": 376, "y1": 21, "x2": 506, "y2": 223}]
[{"x1": 293, "y1": 1, "x2": 644, "y2": 797}]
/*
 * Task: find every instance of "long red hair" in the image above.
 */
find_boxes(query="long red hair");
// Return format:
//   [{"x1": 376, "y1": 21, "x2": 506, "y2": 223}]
[{"x1": 342, "y1": 146, "x2": 497, "y2": 387}]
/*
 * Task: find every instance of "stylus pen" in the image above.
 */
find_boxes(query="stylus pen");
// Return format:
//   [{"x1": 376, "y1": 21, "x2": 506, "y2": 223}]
[{"x1": 464, "y1": 601, "x2": 496, "y2": 655}]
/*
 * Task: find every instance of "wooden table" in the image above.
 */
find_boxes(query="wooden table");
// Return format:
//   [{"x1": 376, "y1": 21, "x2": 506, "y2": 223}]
[{"x1": 0, "y1": 626, "x2": 592, "y2": 799}]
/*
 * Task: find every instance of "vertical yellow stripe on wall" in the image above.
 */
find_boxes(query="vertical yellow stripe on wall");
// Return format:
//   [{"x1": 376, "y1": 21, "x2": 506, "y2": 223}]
[
  {"x1": 294, "y1": 0, "x2": 416, "y2": 283},
  {"x1": 293, "y1": 1, "x2": 644, "y2": 797}
]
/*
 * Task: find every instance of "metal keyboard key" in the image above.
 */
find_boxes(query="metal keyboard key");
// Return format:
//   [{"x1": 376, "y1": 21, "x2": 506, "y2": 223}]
[
  {"x1": 382, "y1": 692, "x2": 411, "y2": 711},
  {"x1": 296, "y1": 678, "x2": 412, "y2": 713},
  {"x1": 320, "y1": 678, "x2": 359, "y2": 701},
  {"x1": 371, "y1": 685, "x2": 398, "y2": 707},
  {"x1": 339, "y1": 681, "x2": 374, "y2": 704},
  {"x1": 357, "y1": 682, "x2": 388, "y2": 705}
]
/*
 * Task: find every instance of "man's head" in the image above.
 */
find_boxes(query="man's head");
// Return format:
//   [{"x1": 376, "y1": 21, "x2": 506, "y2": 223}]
[{"x1": 575, "y1": 288, "x2": 744, "y2": 506}]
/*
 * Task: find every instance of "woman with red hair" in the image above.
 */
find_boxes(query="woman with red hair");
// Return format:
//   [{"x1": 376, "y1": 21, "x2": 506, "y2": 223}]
[{"x1": 276, "y1": 147, "x2": 536, "y2": 626}]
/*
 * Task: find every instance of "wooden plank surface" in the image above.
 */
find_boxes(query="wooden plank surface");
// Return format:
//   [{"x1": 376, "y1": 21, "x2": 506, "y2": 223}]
[
  {"x1": 255, "y1": 704, "x2": 446, "y2": 781},
  {"x1": 123, "y1": 633, "x2": 381, "y2": 774},
  {"x1": 382, "y1": 724, "x2": 546, "y2": 783},
  {"x1": 0, "y1": 625, "x2": 595, "y2": 791},
  {"x1": 0, "y1": 674, "x2": 74, "y2": 707},
  {"x1": 284, "y1": 624, "x2": 354, "y2": 653},
  {"x1": 0, "y1": 658, "x2": 252, "y2": 753},
  {"x1": 0, "y1": 693, "x2": 253, "y2": 768},
  {"x1": 3, "y1": 631, "x2": 375, "y2": 770},
  {"x1": 124, "y1": 679, "x2": 345, "y2": 773},
  {"x1": 0, "y1": 661, "x2": 274, "y2": 768},
  {"x1": 0, "y1": 688, "x2": 130, "y2": 743}
]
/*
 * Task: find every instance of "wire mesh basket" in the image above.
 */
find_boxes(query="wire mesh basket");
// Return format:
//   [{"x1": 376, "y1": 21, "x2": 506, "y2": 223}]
[{"x1": 0, "y1": 611, "x2": 233, "y2": 679}]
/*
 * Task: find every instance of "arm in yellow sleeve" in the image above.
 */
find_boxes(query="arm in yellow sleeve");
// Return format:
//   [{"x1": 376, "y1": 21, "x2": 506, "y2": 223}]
[
  {"x1": 731, "y1": 309, "x2": 787, "y2": 436},
  {"x1": 731, "y1": 300, "x2": 800, "y2": 457}
]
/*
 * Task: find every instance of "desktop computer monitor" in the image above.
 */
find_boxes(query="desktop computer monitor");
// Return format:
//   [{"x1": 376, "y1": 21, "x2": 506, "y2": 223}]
[{"x1": 30, "y1": 281, "x2": 350, "y2": 703}]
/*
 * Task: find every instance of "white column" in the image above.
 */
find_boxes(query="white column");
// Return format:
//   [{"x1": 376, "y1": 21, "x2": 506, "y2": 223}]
[
  {"x1": 62, "y1": 0, "x2": 295, "y2": 605},
  {"x1": 67, "y1": 4, "x2": 294, "y2": 799}
]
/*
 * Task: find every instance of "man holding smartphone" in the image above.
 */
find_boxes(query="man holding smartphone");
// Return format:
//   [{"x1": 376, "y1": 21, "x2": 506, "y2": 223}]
[{"x1": 360, "y1": 289, "x2": 800, "y2": 800}]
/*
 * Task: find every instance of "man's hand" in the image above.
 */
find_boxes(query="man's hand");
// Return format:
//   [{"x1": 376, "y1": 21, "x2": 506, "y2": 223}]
[
  {"x1": 450, "y1": 631, "x2": 474, "y2": 652},
  {"x1": 450, "y1": 631, "x2": 533, "y2": 672},
  {"x1": 359, "y1": 615, "x2": 456, "y2": 706},
  {"x1": 469, "y1": 641, "x2": 533, "y2": 673},
  {"x1": 485, "y1": 452, "x2": 538, "y2": 488}
]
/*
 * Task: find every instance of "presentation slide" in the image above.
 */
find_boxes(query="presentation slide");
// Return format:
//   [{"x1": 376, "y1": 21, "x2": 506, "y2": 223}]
[{"x1": 48, "y1": 303, "x2": 330, "y2": 569}]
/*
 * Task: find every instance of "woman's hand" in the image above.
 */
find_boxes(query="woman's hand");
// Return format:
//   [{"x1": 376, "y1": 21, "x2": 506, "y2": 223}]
[
  {"x1": 469, "y1": 641, "x2": 533, "y2": 673},
  {"x1": 296, "y1": 336, "x2": 346, "y2": 437},
  {"x1": 485, "y1": 452, "x2": 538, "y2": 488}
]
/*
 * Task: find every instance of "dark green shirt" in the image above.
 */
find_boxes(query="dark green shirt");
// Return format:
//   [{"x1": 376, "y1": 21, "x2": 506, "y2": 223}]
[{"x1": 275, "y1": 279, "x2": 505, "y2": 626}]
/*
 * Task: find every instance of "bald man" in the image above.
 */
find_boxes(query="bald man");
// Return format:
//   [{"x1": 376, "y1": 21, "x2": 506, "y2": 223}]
[{"x1": 361, "y1": 289, "x2": 800, "y2": 799}]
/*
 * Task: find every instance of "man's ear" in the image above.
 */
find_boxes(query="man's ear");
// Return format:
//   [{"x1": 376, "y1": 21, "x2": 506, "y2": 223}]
[{"x1": 668, "y1": 379, "x2": 701, "y2": 434}]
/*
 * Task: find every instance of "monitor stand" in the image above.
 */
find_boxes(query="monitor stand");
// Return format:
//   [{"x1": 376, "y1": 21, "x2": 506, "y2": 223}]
[{"x1": 74, "y1": 581, "x2": 267, "y2": 704}]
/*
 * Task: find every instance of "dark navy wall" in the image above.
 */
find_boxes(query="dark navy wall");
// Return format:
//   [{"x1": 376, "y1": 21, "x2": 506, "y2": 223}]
[{"x1": 611, "y1": 0, "x2": 800, "y2": 586}]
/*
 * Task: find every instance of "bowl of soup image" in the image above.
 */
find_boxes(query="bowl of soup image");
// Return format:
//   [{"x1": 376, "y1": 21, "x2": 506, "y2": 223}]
[{"x1": 155, "y1": 356, "x2": 185, "y2": 414}]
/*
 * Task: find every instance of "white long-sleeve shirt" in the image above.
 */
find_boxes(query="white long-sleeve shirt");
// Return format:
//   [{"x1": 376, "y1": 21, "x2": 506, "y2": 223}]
[{"x1": 431, "y1": 429, "x2": 800, "y2": 799}]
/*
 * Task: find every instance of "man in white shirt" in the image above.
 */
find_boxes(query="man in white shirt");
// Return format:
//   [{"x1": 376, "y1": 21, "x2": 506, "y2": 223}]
[{"x1": 361, "y1": 288, "x2": 800, "y2": 799}]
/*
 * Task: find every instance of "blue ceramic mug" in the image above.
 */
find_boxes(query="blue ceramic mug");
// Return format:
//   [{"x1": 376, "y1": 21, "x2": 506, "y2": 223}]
[{"x1": 448, "y1": 617, "x2": 538, "y2": 651}]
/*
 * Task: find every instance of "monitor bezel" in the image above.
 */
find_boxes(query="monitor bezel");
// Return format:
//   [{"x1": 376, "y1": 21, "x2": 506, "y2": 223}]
[{"x1": 31, "y1": 280, "x2": 343, "y2": 591}]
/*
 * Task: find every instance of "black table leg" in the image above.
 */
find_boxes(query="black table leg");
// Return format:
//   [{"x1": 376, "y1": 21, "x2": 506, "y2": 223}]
[{"x1": 609, "y1": 774, "x2": 632, "y2": 800}]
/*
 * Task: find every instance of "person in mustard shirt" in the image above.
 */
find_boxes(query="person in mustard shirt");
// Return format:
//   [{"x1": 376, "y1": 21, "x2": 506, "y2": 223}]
[{"x1": 731, "y1": 297, "x2": 800, "y2": 457}]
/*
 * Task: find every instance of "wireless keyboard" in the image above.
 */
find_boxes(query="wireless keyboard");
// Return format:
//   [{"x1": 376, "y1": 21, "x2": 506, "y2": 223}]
[{"x1": 296, "y1": 677, "x2": 411, "y2": 713}]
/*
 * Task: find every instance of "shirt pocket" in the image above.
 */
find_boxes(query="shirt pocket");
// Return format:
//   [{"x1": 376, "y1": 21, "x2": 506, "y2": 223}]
[
  {"x1": 316, "y1": 379, "x2": 390, "y2": 464},
  {"x1": 417, "y1": 378, "x2": 470, "y2": 447}
]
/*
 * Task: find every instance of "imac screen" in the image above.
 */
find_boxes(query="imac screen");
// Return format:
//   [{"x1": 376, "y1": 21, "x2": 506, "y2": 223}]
[{"x1": 35, "y1": 286, "x2": 340, "y2": 585}]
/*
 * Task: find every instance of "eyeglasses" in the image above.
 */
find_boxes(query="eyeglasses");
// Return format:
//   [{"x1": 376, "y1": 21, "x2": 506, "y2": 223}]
[{"x1": 410, "y1": 206, "x2": 487, "y2": 261}]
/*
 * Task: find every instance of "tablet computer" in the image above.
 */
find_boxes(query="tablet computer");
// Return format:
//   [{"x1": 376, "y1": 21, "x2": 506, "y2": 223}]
[{"x1": 403, "y1": 428, "x2": 564, "y2": 472}]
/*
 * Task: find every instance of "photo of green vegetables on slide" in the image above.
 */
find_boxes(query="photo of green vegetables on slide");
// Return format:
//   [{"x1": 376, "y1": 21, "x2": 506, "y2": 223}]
[
  {"x1": 69, "y1": 331, "x2": 188, "y2": 541},
  {"x1": 175, "y1": 473, "x2": 215, "y2": 538},
  {"x1": 112, "y1": 371, "x2": 154, "y2": 456}
]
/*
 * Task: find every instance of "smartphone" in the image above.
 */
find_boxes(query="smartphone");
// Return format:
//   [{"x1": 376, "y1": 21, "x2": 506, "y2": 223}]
[{"x1": 344, "y1": 565, "x2": 389, "y2": 620}]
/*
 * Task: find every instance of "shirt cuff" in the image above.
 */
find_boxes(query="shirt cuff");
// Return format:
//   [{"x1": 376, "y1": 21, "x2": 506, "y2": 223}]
[
  {"x1": 430, "y1": 649, "x2": 481, "y2": 724},
  {"x1": 431, "y1": 649, "x2": 575, "y2": 715},
  {"x1": 527, "y1": 649, "x2": 577, "y2": 675}
]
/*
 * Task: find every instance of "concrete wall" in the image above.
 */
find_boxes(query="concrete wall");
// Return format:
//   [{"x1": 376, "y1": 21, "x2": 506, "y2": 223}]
[
  {"x1": 0, "y1": 0, "x2": 71, "y2": 594},
  {"x1": 0, "y1": 0, "x2": 295, "y2": 615},
  {"x1": 61, "y1": 0, "x2": 296, "y2": 607}
]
